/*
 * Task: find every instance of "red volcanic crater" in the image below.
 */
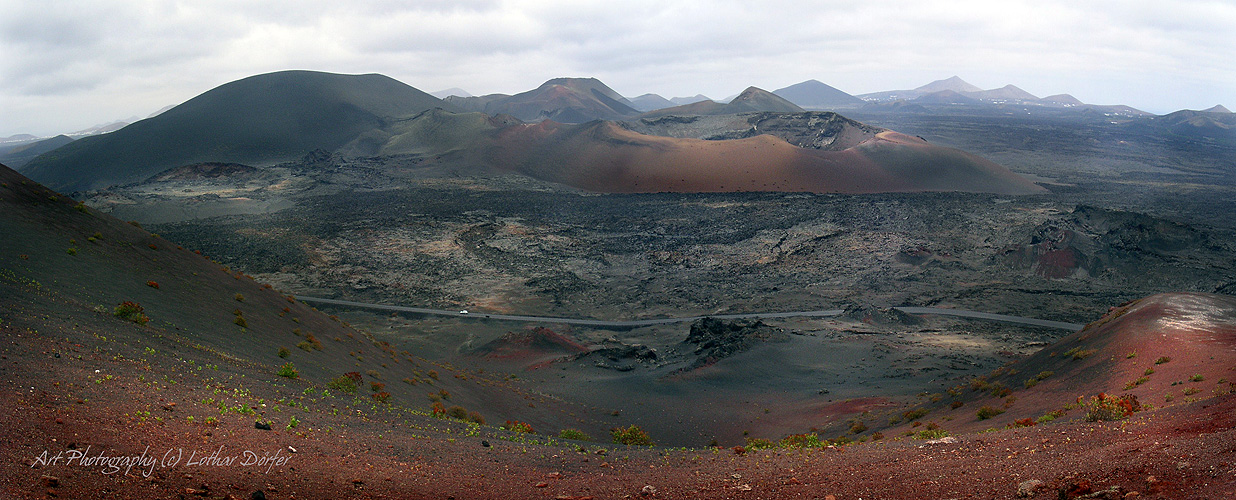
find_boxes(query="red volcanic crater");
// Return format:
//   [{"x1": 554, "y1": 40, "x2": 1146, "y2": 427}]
[{"x1": 486, "y1": 121, "x2": 1046, "y2": 195}]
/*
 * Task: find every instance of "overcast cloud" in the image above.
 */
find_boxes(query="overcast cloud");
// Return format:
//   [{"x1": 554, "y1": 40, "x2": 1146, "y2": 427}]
[{"x1": 2, "y1": 0, "x2": 1234, "y2": 137}]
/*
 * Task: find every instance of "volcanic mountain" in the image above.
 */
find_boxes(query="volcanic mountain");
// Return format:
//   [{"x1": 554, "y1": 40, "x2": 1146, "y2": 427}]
[
  {"x1": 628, "y1": 93, "x2": 676, "y2": 112},
  {"x1": 965, "y1": 84, "x2": 1039, "y2": 102},
  {"x1": 860, "y1": 76, "x2": 984, "y2": 101},
  {"x1": 446, "y1": 77, "x2": 640, "y2": 123},
  {"x1": 639, "y1": 87, "x2": 803, "y2": 118},
  {"x1": 0, "y1": 134, "x2": 74, "y2": 169},
  {"x1": 773, "y1": 79, "x2": 864, "y2": 109},
  {"x1": 22, "y1": 70, "x2": 458, "y2": 192}
]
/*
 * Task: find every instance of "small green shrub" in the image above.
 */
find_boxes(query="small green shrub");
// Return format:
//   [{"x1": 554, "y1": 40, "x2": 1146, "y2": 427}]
[
  {"x1": 113, "y1": 301, "x2": 150, "y2": 325},
  {"x1": 286, "y1": 416, "x2": 299, "y2": 429},
  {"x1": 234, "y1": 316, "x2": 248, "y2": 328},
  {"x1": 779, "y1": 433, "x2": 825, "y2": 448},
  {"x1": 327, "y1": 374, "x2": 358, "y2": 393},
  {"x1": 446, "y1": 405, "x2": 468, "y2": 420},
  {"x1": 850, "y1": 421, "x2": 868, "y2": 434},
  {"x1": 276, "y1": 362, "x2": 298, "y2": 379},
  {"x1": 1154, "y1": 356, "x2": 1172, "y2": 365},
  {"x1": 976, "y1": 406, "x2": 1004, "y2": 420},
  {"x1": 913, "y1": 428, "x2": 949, "y2": 440},
  {"x1": 277, "y1": 347, "x2": 290, "y2": 358},
  {"x1": 558, "y1": 429, "x2": 591, "y2": 441},
  {"x1": 503, "y1": 420, "x2": 534, "y2": 434},
  {"x1": 611, "y1": 425, "x2": 653, "y2": 446},
  {"x1": 1189, "y1": 374, "x2": 1204, "y2": 382}
]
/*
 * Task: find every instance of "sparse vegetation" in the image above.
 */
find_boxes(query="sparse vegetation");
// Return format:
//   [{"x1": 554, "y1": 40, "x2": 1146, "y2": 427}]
[
  {"x1": 913, "y1": 428, "x2": 949, "y2": 440},
  {"x1": 903, "y1": 408, "x2": 930, "y2": 421},
  {"x1": 558, "y1": 429, "x2": 591, "y2": 441},
  {"x1": 327, "y1": 373, "x2": 359, "y2": 393},
  {"x1": 1124, "y1": 376, "x2": 1149, "y2": 390},
  {"x1": 1084, "y1": 393, "x2": 1141, "y2": 421},
  {"x1": 277, "y1": 347, "x2": 290, "y2": 358},
  {"x1": 1189, "y1": 374, "x2": 1204, "y2": 382},
  {"x1": 234, "y1": 293, "x2": 245, "y2": 302},
  {"x1": 611, "y1": 425, "x2": 653, "y2": 446},
  {"x1": 146, "y1": 280, "x2": 159, "y2": 289},
  {"x1": 112, "y1": 301, "x2": 150, "y2": 325},
  {"x1": 1155, "y1": 356, "x2": 1172, "y2": 365},
  {"x1": 276, "y1": 362, "x2": 299, "y2": 379},
  {"x1": 503, "y1": 420, "x2": 534, "y2": 434},
  {"x1": 1064, "y1": 347, "x2": 1097, "y2": 360},
  {"x1": 976, "y1": 406, "x2": 1004, "y2": 420}
]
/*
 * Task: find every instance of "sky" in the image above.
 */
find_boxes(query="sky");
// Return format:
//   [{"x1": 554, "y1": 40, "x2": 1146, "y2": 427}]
[{"x1": 2, "y1": 0, "x2": 1235, "y2": 138}]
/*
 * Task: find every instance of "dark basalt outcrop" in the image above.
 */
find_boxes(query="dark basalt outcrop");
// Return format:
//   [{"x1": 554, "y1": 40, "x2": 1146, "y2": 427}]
[
  {"x1": 574, "y1": 337, "x2": 658, "y2": 371},
  {"x1": 998, "y1": 205, "x2": 1209, "y2": 279},
  {"x1": 672, "y1": 318, "x2": 788, "y2": 373},
  {"x1": 840, "y1": 304, "x2": 921, "y2": 326}
]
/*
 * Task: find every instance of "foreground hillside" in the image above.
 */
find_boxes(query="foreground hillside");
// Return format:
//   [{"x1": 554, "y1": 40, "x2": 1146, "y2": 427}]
[{"x1": 2, "y1": 165, "x2": 1235, "y2": 498}]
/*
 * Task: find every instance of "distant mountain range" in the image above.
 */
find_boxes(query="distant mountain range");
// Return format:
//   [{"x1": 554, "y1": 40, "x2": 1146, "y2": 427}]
[
  {"x1": 854, "y1": 76, "x2": 1155, "y2": 116},
  {"x1": 18, "y1": 70, "x2": 1051, "y2": 196},
  {"x1": 15, "y1": 70, "x2": 1233, "y2": 194},
  {"x1": 444, "y1": 77, "x2": 639, "y2": 123}
]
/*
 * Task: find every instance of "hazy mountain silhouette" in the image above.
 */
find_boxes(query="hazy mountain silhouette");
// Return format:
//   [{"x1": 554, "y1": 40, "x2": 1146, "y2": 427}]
[
  {"x1": 773, "y1": 80, "x2": 864, "y2": 109},
  {"x1": 0, "y1": 134, "x2": 74, "y2": 169},
  {"x1": 454, "y1": 77, "x2": 640, "y2": 123},
  {"x1": 640, "y1": 87, "x2": 803, "y2": 118},
  {"x1": 628, "y1": 93, "x2": 676, "y2": 112}
]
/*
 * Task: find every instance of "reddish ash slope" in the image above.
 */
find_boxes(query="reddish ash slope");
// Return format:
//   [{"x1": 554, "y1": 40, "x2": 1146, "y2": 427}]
[
  {"x1": 893, "y1": 292, "x2": 1236, "y2": 436},
  {"x1": 486, "y1": 121, "x2": 1046, "y2": 195}
]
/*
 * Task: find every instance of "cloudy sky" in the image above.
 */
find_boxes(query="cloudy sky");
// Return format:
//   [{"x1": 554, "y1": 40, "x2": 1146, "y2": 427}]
[{"x1": 2, "y1": 0, "x2": 1234, "y2": 137}]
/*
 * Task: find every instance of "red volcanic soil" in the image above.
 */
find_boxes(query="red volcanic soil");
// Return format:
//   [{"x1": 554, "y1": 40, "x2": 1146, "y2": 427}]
[
  {"x1": 2, "y1": 166, "x2": 1233, "y2": 498},
  {"x1": 489, "y1": 122, "x2": 1046, "y2": 195},
  {"x1": 4, "y1": 319, "x2": 1234, "y2": 499}
]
